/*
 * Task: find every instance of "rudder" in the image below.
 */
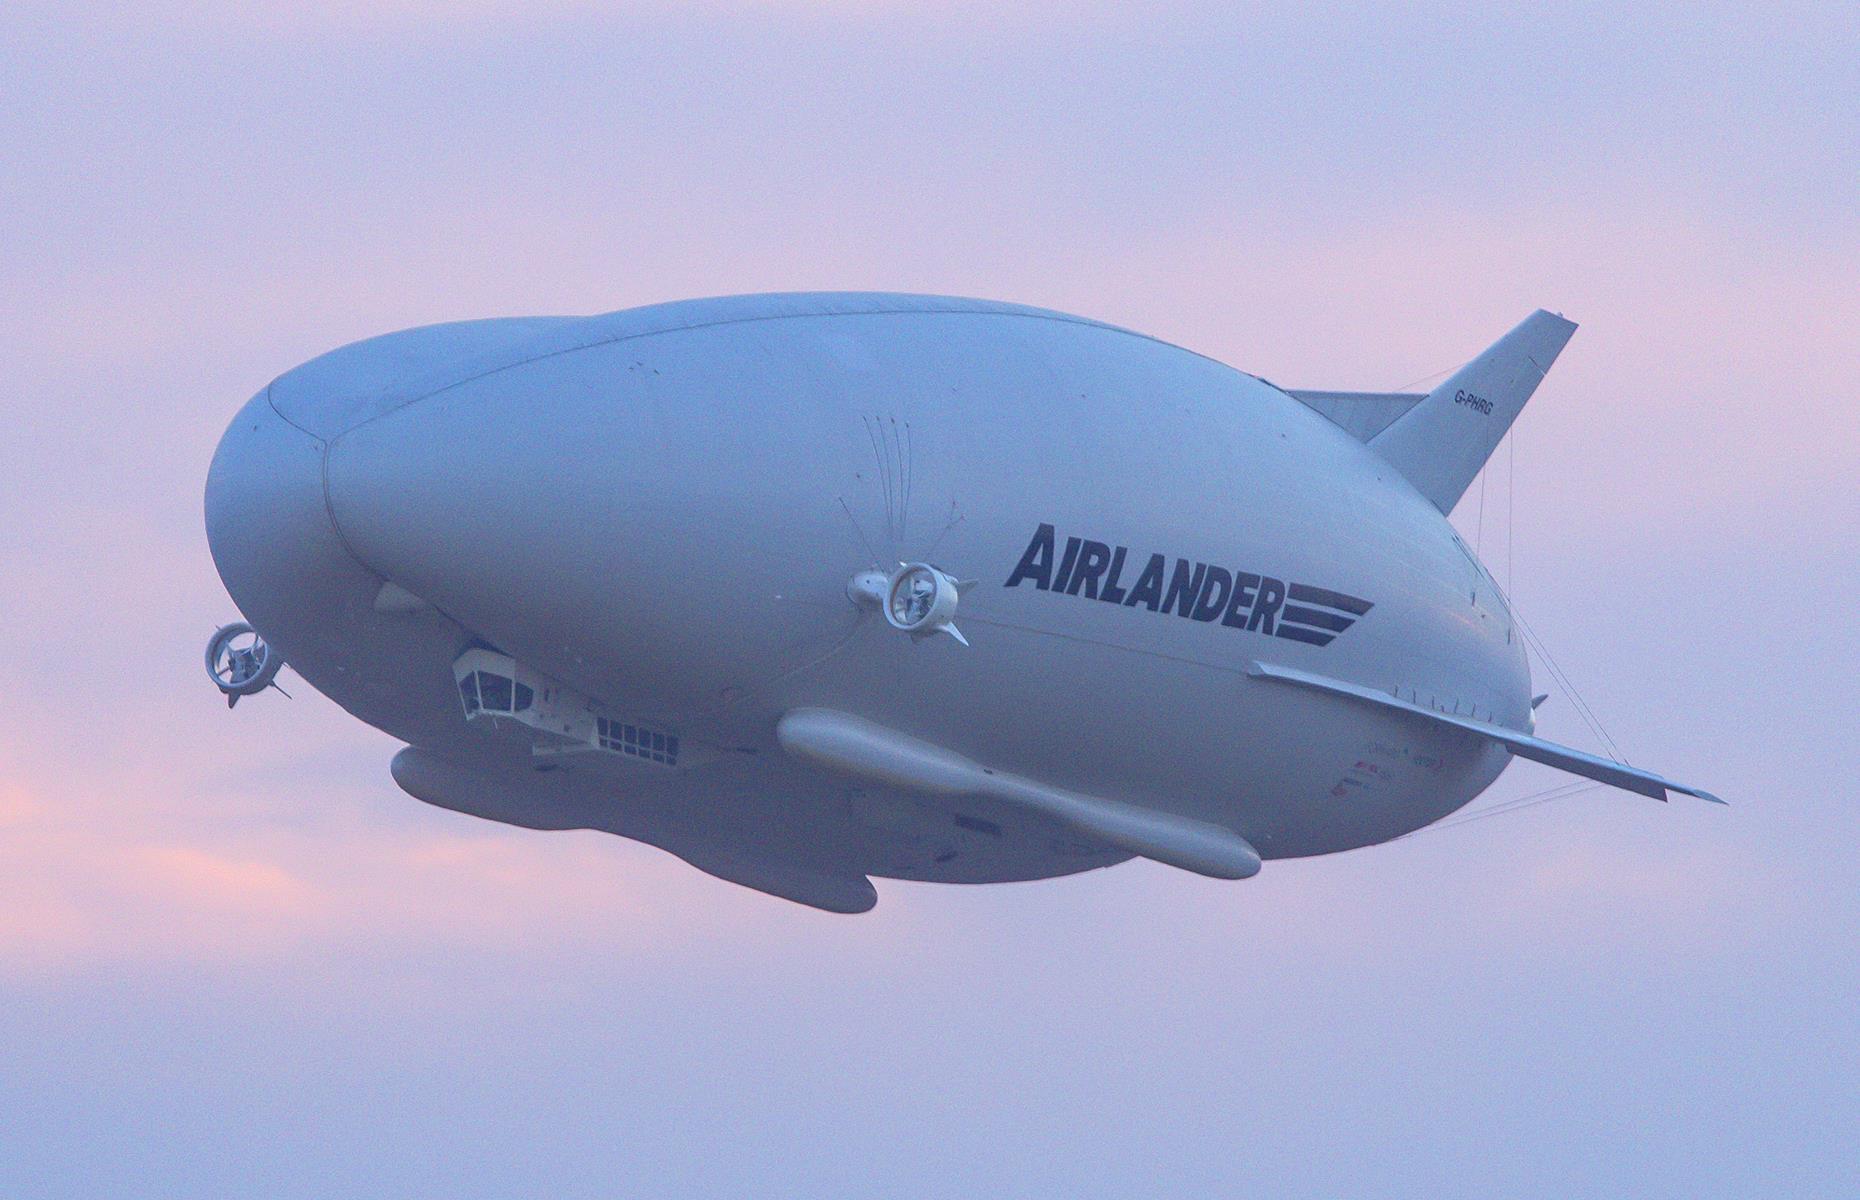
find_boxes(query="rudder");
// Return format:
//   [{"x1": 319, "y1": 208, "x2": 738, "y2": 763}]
[{"x1": 1367, "y1": 310, "x2": 1577, "y2": 512}]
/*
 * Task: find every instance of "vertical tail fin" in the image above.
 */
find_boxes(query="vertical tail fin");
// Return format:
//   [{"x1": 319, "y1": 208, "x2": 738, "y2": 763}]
[{"x1": 1367, "y1": 310, "x2": 1577, "y2": 513}]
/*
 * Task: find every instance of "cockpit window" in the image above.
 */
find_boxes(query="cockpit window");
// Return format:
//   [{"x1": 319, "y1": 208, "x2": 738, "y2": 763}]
[{"x1": 477, "y1": 671, "x2": 513, "y2": 712}]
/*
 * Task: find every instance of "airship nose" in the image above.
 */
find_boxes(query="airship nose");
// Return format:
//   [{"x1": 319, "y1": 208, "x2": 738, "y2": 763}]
[
  {"x1": 207, "y1": 318, "x2": 576, "y2": 649},
  {"x1": 204, "y1": 388, "x2": 372, "y2": 665}
]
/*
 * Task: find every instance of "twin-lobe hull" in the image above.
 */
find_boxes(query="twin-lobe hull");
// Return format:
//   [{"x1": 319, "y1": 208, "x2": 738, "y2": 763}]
[{"x1": 212, "y1": 294, "x2": 1529, "y2": 888}]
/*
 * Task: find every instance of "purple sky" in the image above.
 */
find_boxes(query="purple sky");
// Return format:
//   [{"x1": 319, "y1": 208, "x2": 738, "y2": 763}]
[{"x1": 2, "y1": 3, "x2": 1856, "y2": 1195}]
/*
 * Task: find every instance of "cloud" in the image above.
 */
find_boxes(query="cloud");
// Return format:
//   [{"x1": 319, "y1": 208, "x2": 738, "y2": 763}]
[
  {"x1": 0, "y1": 11, "x2": 1854, "y2": 1193},
  {"x1": 0, "y1": 757, "x2": 735, "y2": 976},
  {"x1": 9, "y1": 0, "x2": 1047, "y2": 42},
  {"x1": 3, "y1": 176, "x2": 1846, "y2": 980}
]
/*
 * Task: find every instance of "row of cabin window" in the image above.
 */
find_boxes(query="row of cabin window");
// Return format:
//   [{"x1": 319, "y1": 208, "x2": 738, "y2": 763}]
[
  {"x1": 596, "y1": 717, "x2": 679, "y2": 765},
  {"x1": 456, "y1": 674, "x2": 678, "y2": 766}
]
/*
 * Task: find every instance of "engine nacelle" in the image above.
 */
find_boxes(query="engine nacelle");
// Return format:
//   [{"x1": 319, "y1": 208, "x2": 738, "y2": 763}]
[{"x1": 204, "y1": 622, "x2": 283, "y2": 706}]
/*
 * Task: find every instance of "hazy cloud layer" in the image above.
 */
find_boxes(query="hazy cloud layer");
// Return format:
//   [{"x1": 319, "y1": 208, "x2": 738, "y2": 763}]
[{"x1": 0, "y1": 3, "x2": 1854, "y2": 1196}]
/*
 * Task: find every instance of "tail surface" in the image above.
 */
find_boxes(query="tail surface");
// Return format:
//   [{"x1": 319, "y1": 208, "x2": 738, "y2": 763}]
[{"x1": 1367, "y1": 310, "x2": 1577, "y2": 513}]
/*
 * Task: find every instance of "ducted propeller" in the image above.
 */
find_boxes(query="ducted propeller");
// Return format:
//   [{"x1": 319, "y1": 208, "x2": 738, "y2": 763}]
[
  {"x1": 205, "y1": 622, "x2": 285, "y2": 707},
  {"x1": 847, "y1": 562, "x2": 974, "y2": 645},
  {"x1": 884, "y1": 562, "x2": 972, "y2": 645}
]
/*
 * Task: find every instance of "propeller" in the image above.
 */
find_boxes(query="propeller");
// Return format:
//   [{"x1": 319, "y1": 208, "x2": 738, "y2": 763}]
[
  {"x1": 205, "y1": 622, "x2": 285, "y2": 705},
  {"x1": 883, "y1": 562, "x2": 972, "y2": 645}
]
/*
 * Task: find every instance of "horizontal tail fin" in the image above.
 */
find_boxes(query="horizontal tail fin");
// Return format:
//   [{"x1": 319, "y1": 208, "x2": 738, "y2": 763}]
[
  {"x1": 1285, "y1": 390, "x2": 1427, "y2": 442},
  {"x1": 1368, "y1": 310, "x2": 1577, "y2": 512},
  {"x1": 1247, "y1": 661, "x2": 1724, "y2": 805}
]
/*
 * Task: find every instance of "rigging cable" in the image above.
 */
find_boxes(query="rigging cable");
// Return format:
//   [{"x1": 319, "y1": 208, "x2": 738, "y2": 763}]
[
  {"x1": 1509, "y1": 605, "x2": 1630, "y2": 764},
  {"x1": 1474, "y1": 460, "x2": 1488, "y2": 556},
  {"x1": 1394, "y1": 780, "x2": 1604, "y2": 840},
  {"x1": 1393, "y1": 361, "x2": 1460, "y2": 392},
  {"x1": 1490, "y1": 408, "x2": 1631, "y2": 765},
  {"x1": 1507, "y1": 423, "x2": 1517, "y2": 599}
]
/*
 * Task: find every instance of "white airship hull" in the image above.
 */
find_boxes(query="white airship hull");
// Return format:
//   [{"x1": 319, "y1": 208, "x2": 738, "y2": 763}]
[{"x1": 205, "y1": 293, "x2": 1707, "y2": 911}]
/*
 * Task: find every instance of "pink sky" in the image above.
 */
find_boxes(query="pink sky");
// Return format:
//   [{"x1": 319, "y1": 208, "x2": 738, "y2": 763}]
[{"x1": 0, "y1": 3, "x2": 1854, "y2": 1194}]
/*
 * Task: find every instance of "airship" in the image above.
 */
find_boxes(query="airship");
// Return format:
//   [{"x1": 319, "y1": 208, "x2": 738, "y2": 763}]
[{"x1": 204, "y1": 292, "x2": 1719, "y2": 913}]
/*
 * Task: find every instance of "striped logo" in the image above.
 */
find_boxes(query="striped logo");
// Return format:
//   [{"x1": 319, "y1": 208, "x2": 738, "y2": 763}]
[
  {"x1": 1275, "y1": 584, "x2": 1374, "y2": 647},
  {"x1": 1004, "y1": 524, "x2": 1374, "y2": 647}
]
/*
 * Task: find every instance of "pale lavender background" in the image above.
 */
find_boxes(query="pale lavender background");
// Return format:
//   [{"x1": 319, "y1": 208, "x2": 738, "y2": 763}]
[{"x1": 1, "y1": 3, "x2": 1856, "y2": 1196}]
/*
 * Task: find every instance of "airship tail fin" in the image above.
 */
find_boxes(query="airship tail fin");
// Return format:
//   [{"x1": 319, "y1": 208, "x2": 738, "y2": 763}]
[
  {"x1": 1247, "y1": 661, "x2": 1724, "y2": 806},
  {"x1": 1367, "y1": 310, "x2": 1578, "y2": 513},
  {"x1": 1285, "y1": 389, "x2": 1427, "y2": 442}
]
